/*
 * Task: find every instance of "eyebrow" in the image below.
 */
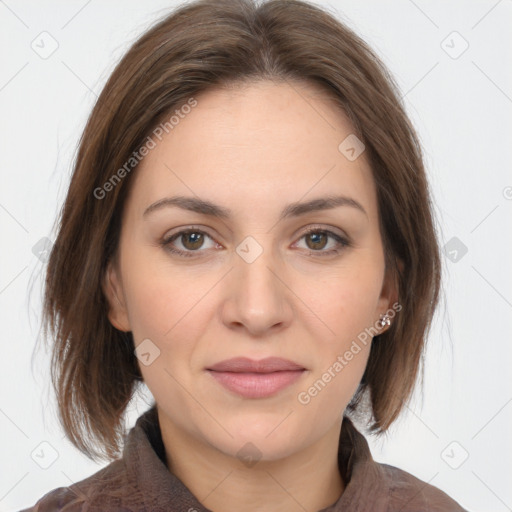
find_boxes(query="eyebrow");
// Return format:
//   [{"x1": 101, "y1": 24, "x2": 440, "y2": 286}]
[{"x1": 143, "y1": 194, "x2": 367, "y2": 221}]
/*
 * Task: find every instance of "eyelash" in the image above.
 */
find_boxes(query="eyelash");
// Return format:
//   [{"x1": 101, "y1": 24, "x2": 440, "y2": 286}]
[{"x1": 160, "y1": 225, "x2": 351, "y2": 259}]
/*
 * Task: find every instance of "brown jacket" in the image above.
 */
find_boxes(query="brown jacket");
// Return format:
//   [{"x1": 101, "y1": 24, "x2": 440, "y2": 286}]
[{"x1": 20, "y1": 406, "x2": 467, "y2": 511}]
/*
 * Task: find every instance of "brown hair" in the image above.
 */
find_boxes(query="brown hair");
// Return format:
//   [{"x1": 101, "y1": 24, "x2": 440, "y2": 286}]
[{"x1": 40, "y1": 0, "x2": 442, "y2": 461}]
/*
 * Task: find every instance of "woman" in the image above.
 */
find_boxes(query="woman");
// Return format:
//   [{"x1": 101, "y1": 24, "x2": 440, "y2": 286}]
[{"x1": 22, "y1": 0, "x2": 467, "y2": 510}]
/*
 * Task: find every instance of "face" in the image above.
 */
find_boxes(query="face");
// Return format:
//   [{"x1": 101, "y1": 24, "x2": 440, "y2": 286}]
[{"x1": 103, "y1": 80, "x2": 397, "y2": 462}]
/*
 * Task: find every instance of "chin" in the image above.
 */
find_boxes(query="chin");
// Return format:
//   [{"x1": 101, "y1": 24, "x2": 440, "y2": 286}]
[{"x1": 204, "y1": 415, "x2": 310, "y2": 462}]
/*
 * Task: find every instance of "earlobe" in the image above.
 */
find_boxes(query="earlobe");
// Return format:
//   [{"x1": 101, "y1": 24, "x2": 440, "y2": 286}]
[
  {"x1": 102, "y1": 260, "x2": 131, "y2": 332},
  {"x1": 377, "y1": 257, "x2": 403, "y2": 329}
]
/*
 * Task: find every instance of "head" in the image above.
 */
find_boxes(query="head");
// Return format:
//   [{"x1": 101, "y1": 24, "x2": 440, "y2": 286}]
[{"x1": 42, "y1": 0, "x2": 441, "y2": 461}]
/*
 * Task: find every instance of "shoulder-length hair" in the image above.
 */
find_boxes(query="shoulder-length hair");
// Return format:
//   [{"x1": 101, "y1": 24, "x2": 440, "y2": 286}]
[{"x1": 41, "y1": 0, "x2": 442, "y2": 461}]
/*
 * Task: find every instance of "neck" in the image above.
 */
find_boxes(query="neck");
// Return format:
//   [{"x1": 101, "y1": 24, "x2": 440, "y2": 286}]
[{"x1": 158, "y1": 412, "x2": 345, "y2": 512}]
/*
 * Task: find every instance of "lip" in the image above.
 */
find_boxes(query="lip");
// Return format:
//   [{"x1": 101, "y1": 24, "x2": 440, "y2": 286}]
[
  {"x1": 206, "y1": 357, "x2": 306, "y2": 399},
  {"x1": 207, "y1": 356, "x2": 305, "y2": 373}
]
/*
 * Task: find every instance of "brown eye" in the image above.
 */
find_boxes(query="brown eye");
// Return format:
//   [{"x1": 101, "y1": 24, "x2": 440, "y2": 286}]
[
  {"x1": 305, "y1": 232, "x2": 328, "y2": 250},
  {"x1": 295, "y1": 228, "x2": 350, "y2": 257},
  {"x1": 180, "y1": 231, "x2": 205, "y2": 250},
  {"x1": 161, "y1": 228, "x2": 219, "y2": 258}
]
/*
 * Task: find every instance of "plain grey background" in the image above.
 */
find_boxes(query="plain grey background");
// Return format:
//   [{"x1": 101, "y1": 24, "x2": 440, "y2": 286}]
[{"x1": 1, "y1": 1, "x2": 511, "y2": 511}]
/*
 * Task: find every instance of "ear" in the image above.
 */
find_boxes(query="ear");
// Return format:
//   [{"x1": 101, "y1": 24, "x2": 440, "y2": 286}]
[
  {"x1": 375, "y1": 257, "x2": 403, "y2": 332},
  {"x1": 102, "y1": 258, "x2": 131, "y2": 332}
]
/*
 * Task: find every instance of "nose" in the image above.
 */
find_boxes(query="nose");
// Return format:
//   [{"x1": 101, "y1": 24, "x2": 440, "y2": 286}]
[{"x1": 221, "y1": 239, "x2": 293, "y2": 337}]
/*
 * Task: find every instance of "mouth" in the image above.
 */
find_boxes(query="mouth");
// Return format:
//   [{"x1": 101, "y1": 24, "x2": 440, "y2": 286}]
[{"x1": 206, "y1": 357, "x2": 307, "y2": 399}]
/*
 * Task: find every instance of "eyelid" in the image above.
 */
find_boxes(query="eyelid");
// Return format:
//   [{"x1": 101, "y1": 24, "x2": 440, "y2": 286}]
[
  {"x1": 294, "y1": 224, "x2": 349, "y2": 241},
  {"x1": 162, "y1": 225, "x2": 216, "y2": 242}
]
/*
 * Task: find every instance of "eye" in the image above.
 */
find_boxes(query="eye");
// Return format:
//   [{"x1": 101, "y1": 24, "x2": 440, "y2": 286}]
[
  {"x1": 161, "y1": 228, "x2": 219, "y2": 258},
  {"x1": 293, "y1": 227, "x2": 350, "y2": 257}
]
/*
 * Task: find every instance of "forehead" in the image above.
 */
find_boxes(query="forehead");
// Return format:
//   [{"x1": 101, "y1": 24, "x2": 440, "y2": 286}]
[{"x1": 127, "y1": 80, "x2": 378, "y2": 223}]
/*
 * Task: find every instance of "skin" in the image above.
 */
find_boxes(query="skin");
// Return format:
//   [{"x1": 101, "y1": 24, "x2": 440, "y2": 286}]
[{"x1": 103, "y1": 79, "x2": 398, "y2": 512}]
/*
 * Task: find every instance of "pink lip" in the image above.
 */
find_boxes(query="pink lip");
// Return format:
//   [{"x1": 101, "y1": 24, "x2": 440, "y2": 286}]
[{"x1": 206, "y1": 357, "x2": 306, "y2": 399}]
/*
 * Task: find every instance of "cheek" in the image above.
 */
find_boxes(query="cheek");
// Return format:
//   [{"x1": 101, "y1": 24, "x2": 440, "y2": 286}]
[
  {"x1": 121, "y1": 258, "x2": 218, "y2": 392},
  {"x1": 297, "y1": 282, "x2": 375, "y2": 411},
  {"x1": 308, "y1": 267, "x2": 383, "y2": 343},
  {"x1": 296, "y1": 266, "x2": 380, "y2": 408},
  {"x1": 124, "y1": 266, "x2": 206, "y2": 399},
  {"x1": 123, "y1": 279, "x2": 173, "y2": 339},
  {"x1": 121, "y1": 252, "x2": 211, "y2": 339}
]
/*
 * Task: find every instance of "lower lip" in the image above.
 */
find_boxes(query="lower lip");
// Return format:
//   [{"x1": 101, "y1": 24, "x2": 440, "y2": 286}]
[{"x1": 207, "y1": 370, "x2": 305, "y2": 398}]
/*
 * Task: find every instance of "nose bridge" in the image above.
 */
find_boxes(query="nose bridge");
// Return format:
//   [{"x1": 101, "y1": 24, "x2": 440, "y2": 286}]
[
  {"x1": 223, "y1": 234, "x2": 291, "y2": 333},
  {"x1": 236, "y1": 233, "x2": 281, "y2": 301}
]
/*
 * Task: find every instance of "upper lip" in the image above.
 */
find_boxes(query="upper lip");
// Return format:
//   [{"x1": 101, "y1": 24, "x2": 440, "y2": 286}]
[{"x1": 207, "y1": 357, "x2": 305, "y2": 373}]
